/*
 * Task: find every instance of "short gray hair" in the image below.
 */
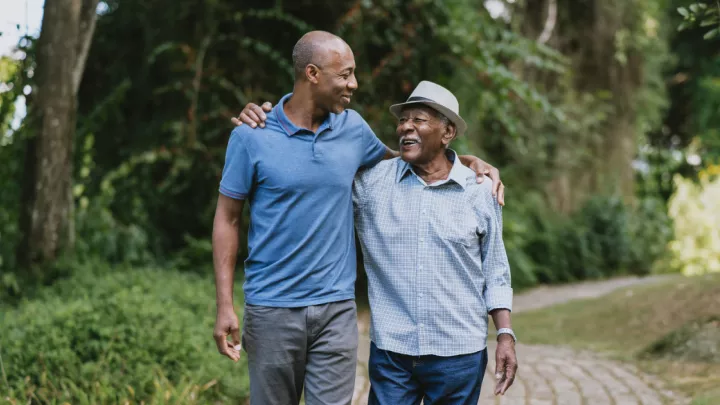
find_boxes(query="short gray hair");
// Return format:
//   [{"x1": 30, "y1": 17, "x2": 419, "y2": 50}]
[
  {"x1": 435, "y1": 111, "x2": 451, "y2": 128},
  {"x1": 426, "y1": 107, "x2": 455, "y2": 134}
]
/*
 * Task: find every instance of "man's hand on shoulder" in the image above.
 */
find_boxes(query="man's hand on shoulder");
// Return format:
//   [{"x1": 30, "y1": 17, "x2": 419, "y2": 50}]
[{"x1": 232, "y1": 102, "x2": 273, "y2": 128}]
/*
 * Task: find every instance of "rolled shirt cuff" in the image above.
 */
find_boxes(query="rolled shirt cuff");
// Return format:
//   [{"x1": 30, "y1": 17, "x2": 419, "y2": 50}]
[{"x1": 485, "y1": 286, "x2": 513, "y2": 312}]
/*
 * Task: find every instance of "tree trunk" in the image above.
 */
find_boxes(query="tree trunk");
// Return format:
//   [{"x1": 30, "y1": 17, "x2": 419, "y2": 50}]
[
  {"x1": 17, "y1": 0, "x2": 98, "y2": 267},
  {"x1": 517, "y1": 0, "x2": 643, "y2": 212}
]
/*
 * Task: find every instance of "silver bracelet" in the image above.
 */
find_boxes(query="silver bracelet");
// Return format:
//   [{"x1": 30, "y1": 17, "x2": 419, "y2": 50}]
[{"x1": 496, "y1": 328, "x2": 516, "y2": 342}]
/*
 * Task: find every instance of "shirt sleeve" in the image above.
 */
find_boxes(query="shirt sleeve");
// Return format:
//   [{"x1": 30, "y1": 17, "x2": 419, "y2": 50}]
[
  {"x1": 352, "y1": 168, "x2": 371, "y2": 211},
  {"x1": 480, "y1": 189, "x2": 513, "y2": 312},
  {"x1": 219, "y1": 127, "x2": 255, "y2": 200},
  {"x1": 360, "y1": 118, "x2": 388, "y2": 169}
]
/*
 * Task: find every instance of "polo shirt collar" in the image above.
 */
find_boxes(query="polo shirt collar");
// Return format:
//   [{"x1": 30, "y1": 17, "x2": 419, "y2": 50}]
[
  {"x1": 395, "y1": 149, "x2": 471, "y2": 190},
  {"x1": 273, "y1": 93, "x2": 334, "y2": 136}
]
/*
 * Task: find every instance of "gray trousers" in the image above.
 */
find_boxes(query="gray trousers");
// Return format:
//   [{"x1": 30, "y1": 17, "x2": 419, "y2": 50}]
[{"x1": 242, "y1": 299, "x2": 359, "y2": 405}]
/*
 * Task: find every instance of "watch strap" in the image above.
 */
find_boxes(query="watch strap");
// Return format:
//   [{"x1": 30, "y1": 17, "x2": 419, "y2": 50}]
[{"x1": 497, "y1": 328, "x2": 516, "y2": 342}]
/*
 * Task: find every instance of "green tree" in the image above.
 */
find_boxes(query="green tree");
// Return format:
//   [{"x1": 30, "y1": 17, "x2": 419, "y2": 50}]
[{"x1": 73, "y1": 0, "x2": 563, "y2": 257}]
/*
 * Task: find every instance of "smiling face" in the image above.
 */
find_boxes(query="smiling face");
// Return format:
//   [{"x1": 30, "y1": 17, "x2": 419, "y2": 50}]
[
  {"x1": 308, "y1": 40, "x2": 358, "y2": 114},
  {"x1": 396, "y1": 105, "x2": 457, "y2": 165}
]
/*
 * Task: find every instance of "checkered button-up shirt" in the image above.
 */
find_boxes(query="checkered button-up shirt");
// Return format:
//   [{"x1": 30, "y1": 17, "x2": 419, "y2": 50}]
[{"x1": 353, "y1": 150, "x2": 513, "y2": 356}]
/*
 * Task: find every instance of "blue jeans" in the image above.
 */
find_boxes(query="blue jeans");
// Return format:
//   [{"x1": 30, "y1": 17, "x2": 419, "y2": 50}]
[{"x1": 368, "y1": 342, "x2": 488, "y2": 405}]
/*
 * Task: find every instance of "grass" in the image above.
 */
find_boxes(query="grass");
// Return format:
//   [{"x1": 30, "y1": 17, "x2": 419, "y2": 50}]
[{"x1": 511, "y1": 273, "x2": 720, "y2": 403}]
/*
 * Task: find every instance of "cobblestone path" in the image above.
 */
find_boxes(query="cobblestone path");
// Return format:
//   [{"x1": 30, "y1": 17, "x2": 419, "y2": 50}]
[{"x1": 351, "y1": 275, "x2": 687, "y2": 405}]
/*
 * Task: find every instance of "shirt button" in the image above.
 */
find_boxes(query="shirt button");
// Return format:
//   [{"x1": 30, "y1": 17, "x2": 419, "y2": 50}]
[
  {"x1": 419, "y1": 323, "x2": 424, "y2": 328},
  {"x1": 419, "y1": 265, "x2": 424, "y2": 270},
  {"x1": 419, "y1": 293, "x2": 424, "y2": 298},
  {"x1": 420, "y1": 238, "x2": 425, "y2": 242}
]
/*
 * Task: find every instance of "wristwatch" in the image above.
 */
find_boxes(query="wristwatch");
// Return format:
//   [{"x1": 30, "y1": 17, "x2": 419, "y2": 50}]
[{"x1": 496, "y1": 328, "x2": 517, "y2": 343}]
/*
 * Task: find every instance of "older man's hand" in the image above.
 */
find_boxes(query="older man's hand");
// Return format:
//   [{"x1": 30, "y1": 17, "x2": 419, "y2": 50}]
[
  {"x1": 494, "y1": 334, "x2": 518, "y2": 395},
  {"x1": 232, "y1": 102, "x2": 272, "y2": 128}
]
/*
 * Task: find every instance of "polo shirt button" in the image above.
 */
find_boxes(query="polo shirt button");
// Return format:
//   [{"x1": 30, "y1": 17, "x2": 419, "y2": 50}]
[
  {"x1": 419, "y1": 293, "x2": 424, "y2": 298},
  {"x1": 420, "y1": 238, "x2": 425, "y2": 242},
  {"x1": 419, "y1": 323, "x2": 424, "y2": 328},
  {"x1": 419, "y1": 265, "x2": 424, "y2": 270}
]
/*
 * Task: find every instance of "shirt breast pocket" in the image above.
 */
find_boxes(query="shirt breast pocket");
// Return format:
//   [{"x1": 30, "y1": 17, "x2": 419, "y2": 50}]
[{"x1": 436, "y1": 207, "x2": 478, "y2": 247}]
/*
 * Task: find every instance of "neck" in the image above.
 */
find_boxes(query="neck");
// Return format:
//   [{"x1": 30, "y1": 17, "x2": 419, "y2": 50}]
[
  {"x1": 284, "y1": 85, "x2": 329, "y2": 132},
  {"x1": 412, "y1": 150, "x2": 452, "y2": 184}
]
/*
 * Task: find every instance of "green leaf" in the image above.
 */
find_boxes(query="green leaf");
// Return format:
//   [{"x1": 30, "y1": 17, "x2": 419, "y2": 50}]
[
  {"x1": 703, "y1": 27, "x2": 719, "y2": 39},
  {"x1": 689, "y1": 4, "x2": 700, "y2": 14},
  {"x1": 678, "y1": 21, "x2": 689, "y2": 31},
  {"x1": 700, "y1": 18, "x2": 718, "y2": 27},
  {"x1": 677, "y1": 7, "x2": 690, "y2": 18}
]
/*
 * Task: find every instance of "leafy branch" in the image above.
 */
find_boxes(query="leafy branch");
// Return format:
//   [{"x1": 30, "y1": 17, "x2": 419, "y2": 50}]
[{"x1": 678, "y1": 1, "x2": 720, "y2": 39}]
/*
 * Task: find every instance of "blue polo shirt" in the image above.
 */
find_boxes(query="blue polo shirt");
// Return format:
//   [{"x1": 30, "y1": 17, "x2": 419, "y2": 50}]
[{"x1": 219, "y1": 93, "x2": 387, "y2": 307}]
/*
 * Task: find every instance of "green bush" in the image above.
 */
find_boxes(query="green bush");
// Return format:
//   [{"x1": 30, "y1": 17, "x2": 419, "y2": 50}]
[
  {"x1": 0, "y1": 132, "x2": 23, "y2": 278},
  {"x1": 668, "y1": 168, "x2": 720, "y2": 275},
  {"x1": 577, "y1": 196, "x2": 631, "y2": 277},
  {"x1": 0, "y1": 57, "x2": 23, "y2": 276},
  {"x1": 514, "y1": 202, "x2": 579, "y2": 284},
  {"x1": 74, "y1": 191, "x2": 154, "y2": 267},
  {"x1": 171, "y1": 235, "x2": 215, "y2": 274},
  {"x1": 1, "y1": 264, "x2": 249, "y2": 404},
  {"x1": 503, "y1": 194, "x2": 672, "y2": 287},
  {"x1": 627, "y1": 197, "x2": 673, "y2": 275},
  {"x1": 502, "y1": 194, "x2": 540, "y2": 290}
]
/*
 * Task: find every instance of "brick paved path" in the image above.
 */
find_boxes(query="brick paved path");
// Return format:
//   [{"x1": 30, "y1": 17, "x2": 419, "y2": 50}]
[{"x1": 351, "y1": 275, "x2": 688, "y2": 405}]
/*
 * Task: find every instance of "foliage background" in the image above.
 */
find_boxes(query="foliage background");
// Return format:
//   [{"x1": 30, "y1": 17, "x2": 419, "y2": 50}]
[{"x1": 0, "y1": 0, "x2": 718, "y2": 402}]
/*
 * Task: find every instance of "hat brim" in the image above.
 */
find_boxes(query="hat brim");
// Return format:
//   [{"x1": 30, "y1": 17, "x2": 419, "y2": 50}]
[{"x1": 389, "y1": 101, "x2": 467, "y2": 137}]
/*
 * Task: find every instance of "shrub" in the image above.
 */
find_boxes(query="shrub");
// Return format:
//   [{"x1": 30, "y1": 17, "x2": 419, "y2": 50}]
[
  {"x1": 1, "y1": 264, "x2": 249, "y2": 404},
  {"x1": 171, "y1": 235, "x2": 215, "y2": 274},
  {"x1": 504, "y1": 194, "x2": 672, "y2": 287},
  {"x1": 501, "y1": 196, "x2": 540, "y2": 289},
  {"x1": 668, "y1": 166, "x2": 720, "y2": 275},
  {"x1": 626, "y1": 197, "x2": 673, "y2": 275},
  {"x1": 577, "y1": 196, "x2": 632, "y2": 277},
  {"x1": 74, "y1": 196, "x2": 154, "y2": 266},
  {"x1": 0, "y1": 57, "x2": 23, "y2": 277}
]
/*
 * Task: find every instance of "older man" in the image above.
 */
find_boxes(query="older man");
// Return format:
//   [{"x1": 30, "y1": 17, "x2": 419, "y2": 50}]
[
  {"x1": 214, "y1": 31, "x2": 505, "y2": 405},
  {"x1": 237, "y1": 81, "x2": 517, "y2": 404},
  {"x1": 354, "y1": 81, "x2": 516, "y2": 404}
]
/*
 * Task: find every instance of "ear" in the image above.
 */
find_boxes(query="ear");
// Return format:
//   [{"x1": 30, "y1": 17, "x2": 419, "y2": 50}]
[
  {"x1": 306, "y1": 64, "x2": 321, "y2": 84},
  {"x1": 442, "y1": 124, "x2": 457, "y2": 145}
]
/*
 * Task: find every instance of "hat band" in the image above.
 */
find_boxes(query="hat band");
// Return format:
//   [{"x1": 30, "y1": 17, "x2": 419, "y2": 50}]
[{"x1": 407, "y1": 96, "x2": 435, "y2": 103}]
